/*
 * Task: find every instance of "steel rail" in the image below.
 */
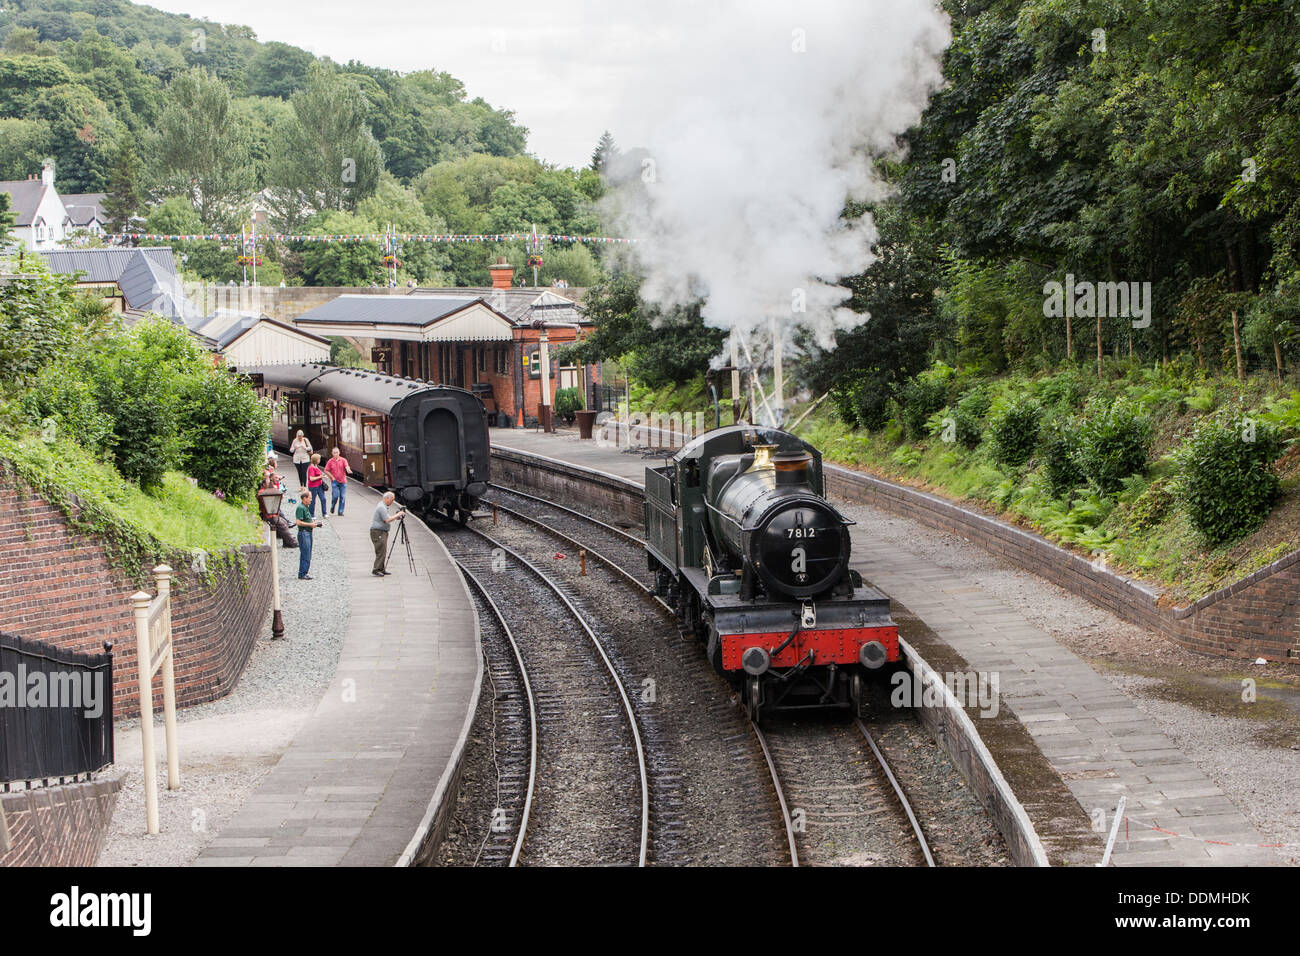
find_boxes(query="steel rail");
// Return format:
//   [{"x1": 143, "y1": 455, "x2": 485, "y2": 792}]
[
  {"x1": 451, "y1": 517, "x2": 650, "y2": 867},
  {"x1": 455, "y1": 563, "x2": 539, "y2": 868},
  {"x1": 855, "y1": 717, "x2": 936, "y2": 867},
  {"x1": 479, "y1": 491, "x2": 800, "y2": 867}
]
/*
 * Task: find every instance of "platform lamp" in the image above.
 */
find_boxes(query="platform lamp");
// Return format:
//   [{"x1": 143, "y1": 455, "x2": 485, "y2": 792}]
[{"x1": 255, "y1": 486, "x2": 286, "y2": 639}]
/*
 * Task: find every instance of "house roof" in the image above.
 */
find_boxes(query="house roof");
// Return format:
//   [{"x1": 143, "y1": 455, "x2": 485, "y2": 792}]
[
  {"x1": 39, "y1": 246, "x2": 202, "y2": 322},
  {"x1": 409, "y1": 286, "x2": 584, "y2": 326},
  {"x1": 62, "y1": 193, "x2": 107, "y2": 228},
  {"x1": 216, "y1": 314, "x2": 331, "y2": 351},
  {"x1": 0, "y1": 179, "x2": 50, "y2": 226},
  {"x1": 295, "y1": 294, "x2": 483, "y2": 327}
]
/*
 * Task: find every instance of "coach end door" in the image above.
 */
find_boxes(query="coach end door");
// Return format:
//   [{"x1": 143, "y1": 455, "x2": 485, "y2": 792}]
[
  {"x1": 361, "y1": 416, "x2": 387, "y2": 485},
  {"x1": 418, "y1": 399, "x2": 465, "y2": 487}
]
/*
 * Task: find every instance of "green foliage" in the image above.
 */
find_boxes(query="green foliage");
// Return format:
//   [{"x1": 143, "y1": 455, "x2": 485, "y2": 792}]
[
  {"x1": 987, "y1": 396, "x2": 1042, "y2": 467},
  {"x1": 177, "y1": 369, "x2": 272, "y2": 500},
  {"x1": 562, "y1": 273, "x2": 725, "y2": 389},
  {"x1": 952, "y1": 387, "x2": 990, "y2": 448},
  {"x1": 1076, "y1": 400, "x2": 1153, "y2": 496},
  {"x1": 1175, "y1": 417, "x2": 1283, "y2": 545},
  {"x1": 898, "y1": 363, "x2": 952, "y2": 439},
  {"x1": 553, "y1": 387, "x2": 584, "y2": 422},
  {"x1": 0, "y1": 264, "x2": 90, "y2": 390},
  {"x1": 1041, "y1": 419, "x2": 1085, "y2": 498},
  {"x1": 1128, "y1": 477, "x2": 1175, "y2": 534}
]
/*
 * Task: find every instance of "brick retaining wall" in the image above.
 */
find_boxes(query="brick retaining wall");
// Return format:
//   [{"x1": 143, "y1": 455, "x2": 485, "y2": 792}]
[
  {"x1": 0, "y1": 779, "x2": 120, "y2": 866},
  {"x1": 0, "y1": 475, "x2": 273, "y2": 719},
  {"x1": 822, "y1": 465, "x2": 1300, "y2": 662},
  {"x1": 490, "y1": 446, "x2": 1300, "y2": 662}
]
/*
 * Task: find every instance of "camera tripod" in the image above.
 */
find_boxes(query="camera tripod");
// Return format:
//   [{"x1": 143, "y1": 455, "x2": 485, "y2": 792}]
[{"x1": 386, "y1": 511, "x2": 416, "y2": 573}]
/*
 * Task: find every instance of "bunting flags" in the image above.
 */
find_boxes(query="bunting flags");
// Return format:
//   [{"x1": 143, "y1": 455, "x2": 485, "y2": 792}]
[{"x1": 117, "y1": 232, "x2": 637, "y2": 244}]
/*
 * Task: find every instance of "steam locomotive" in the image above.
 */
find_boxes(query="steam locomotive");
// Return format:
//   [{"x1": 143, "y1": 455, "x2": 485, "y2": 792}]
[{"x1": 645, "y1": 425, "x2": 899, "y2": 720}]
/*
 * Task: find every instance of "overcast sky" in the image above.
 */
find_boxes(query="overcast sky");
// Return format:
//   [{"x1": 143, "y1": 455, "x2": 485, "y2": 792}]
[{"x1": 147, "y1": 0, "x2": 639, "y2": 169}]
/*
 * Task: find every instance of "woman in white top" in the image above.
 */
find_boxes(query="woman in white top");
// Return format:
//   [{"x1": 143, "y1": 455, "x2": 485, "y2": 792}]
[{"x1": 290, "y1": 430, "x2": 313, "y2": 487}]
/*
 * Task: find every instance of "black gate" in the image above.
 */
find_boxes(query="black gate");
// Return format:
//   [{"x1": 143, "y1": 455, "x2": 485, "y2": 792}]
[{"x1": 0, "y1": 631, "x2": 114, "y2": 783}]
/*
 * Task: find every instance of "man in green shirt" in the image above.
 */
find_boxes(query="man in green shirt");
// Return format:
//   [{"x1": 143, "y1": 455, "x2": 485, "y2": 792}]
[{"x1": 296, "y1": 490, "x2": 323, "y2": 579}]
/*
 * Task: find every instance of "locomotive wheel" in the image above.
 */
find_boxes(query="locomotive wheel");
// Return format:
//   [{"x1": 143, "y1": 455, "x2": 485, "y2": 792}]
[
  {"x1": 746, "y1": 676, "x2": 763, "y2": 724},
  {"x1": 851, "y1": 673, "x2": 868, "y2": 719},
  {"x1": 456, "y1": 507, "x2": 468, "y2": 525}
]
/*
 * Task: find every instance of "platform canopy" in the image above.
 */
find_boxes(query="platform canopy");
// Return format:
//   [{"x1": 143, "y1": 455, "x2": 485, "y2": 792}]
[{"x1": 293, "y1": 294, "x2": 514, "y2": 342}]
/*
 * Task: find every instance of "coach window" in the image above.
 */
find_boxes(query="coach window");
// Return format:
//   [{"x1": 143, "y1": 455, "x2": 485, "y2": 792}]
[{"x1": 363, "y1": 420, "x2": 383, "y2": 454}]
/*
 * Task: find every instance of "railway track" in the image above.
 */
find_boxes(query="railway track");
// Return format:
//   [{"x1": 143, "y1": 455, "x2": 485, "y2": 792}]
[
  {"x1": 478, "y1": 485, "x2": 943, "y2": 867},
  {"x1": 459, "y1": 493, "x2": 795, "y2": 866},
  {"x1": 436, "y1": 520, "x2": 648, "y2": 867}
]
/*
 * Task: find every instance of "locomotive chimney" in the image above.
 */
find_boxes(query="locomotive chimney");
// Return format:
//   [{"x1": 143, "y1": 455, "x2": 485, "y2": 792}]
[
  {"x1": 774, "y1": 452, "x2": 812, "y2": 486},
  {"x1": 488, "y1": 256, "x2": 515, "y2": 290}
]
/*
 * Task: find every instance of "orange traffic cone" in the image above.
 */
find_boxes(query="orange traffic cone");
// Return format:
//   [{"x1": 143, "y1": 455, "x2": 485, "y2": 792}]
[{"x1": 517, "y1": 407, "x2": 525, "y2": 428}]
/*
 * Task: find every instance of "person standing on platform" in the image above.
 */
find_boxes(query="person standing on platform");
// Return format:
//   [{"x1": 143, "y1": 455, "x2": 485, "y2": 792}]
[
  {"x1": 370, "y1": 491, "x2": 405, "y2": 576},
  {"x1": 306, "y1": 453, "x2": 329, "y2": 518},
  {"x1": 291, "y1": 431, "x2": 313, "y2": 487},
  {"x1": 296, "y1": 489, "x2": 323, "y2": 579},
  {"x1": 324, "y1": 447, "x2": 354, "y2": 516}
]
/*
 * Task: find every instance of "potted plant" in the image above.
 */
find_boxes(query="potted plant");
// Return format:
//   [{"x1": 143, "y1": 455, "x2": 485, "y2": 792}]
[{"x1": 553, "y1": 387, "x2": 584, "y2": 426}]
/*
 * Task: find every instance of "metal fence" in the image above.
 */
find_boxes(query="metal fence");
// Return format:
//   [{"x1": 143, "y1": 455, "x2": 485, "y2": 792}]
[
  {"x1": 0, "y1": 631, "x2": 114, "y2": 785},
  {"x1": 590, "y1": 383, "x2": 626, "y2": 413}
]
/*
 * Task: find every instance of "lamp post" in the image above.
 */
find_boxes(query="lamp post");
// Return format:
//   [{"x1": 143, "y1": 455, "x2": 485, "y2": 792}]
[{"x1": 256, "y1": 487, "x2": 286, "y2": 639}]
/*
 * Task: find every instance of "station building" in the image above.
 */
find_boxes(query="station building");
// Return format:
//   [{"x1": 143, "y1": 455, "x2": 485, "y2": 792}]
[{"x1": 293, "y1": 263, "x2": 597, "y2": 426}]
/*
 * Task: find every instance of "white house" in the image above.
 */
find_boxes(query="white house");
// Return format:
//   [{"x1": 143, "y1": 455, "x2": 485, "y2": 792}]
[{"x1": 0, "y1": 161, "x2": 68, "y2": 249}]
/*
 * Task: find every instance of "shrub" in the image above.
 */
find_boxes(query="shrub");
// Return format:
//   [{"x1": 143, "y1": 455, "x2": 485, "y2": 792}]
[
  {"x1": 553, "y1": 386, "x2": 584, "y2": 422},
  {"x1": 987, "y1": 397, "x2": 1042, "y2": 467},
  {"x1": 1175, "y1": 417, "x2": 1282, "y2": 545},
  {"x1": 178, "y1": 369, "x2": 273, "y2": 501},
  {"x1": 1076, "y1": 399, "x2": 1152, "y2": 495},
  {"x1": 953, "y1": 388, "x2": 990, "y2": 448},
  {"x1": 1041, "y1": 419, "x2": 1085, "y2": 497},
  {"x1": 1127, "y1": 477, "x2": 1174, "y2": 533},
  {"x1": 899, "y1": 366, "x2": 952, "y2": 439},
  {"x1": 831, "y1": 371, "x2": 892, "y2": 431}
]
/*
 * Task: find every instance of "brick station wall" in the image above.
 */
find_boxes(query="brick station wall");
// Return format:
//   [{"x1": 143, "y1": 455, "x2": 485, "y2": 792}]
[
  {"x1": 823, "y1": 465, "x2": 1300, "y2": 662},
  {"x1": 0, "y1": 778, "x2": 120, "y2": 867},
  {"x1": 0, "y1": 473, "x2": 273, "y2": 719}
]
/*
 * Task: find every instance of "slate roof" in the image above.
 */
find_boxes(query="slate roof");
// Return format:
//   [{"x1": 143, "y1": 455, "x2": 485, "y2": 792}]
[
  {"x1": 39, "y1": 246, "x2": 202, "y2": 322},
  {"x1": 0, "y1": 179, "x2": 50, "y2": 226},
  {"x1": 408, "y1": 287, "x2": 584, "y2": 326},
  {"x1": 293, "y1": 294, "x2": 482, "y2": 327},
  {"x1": 61, "y1": 193, "x2": 107, "y2": 228}
]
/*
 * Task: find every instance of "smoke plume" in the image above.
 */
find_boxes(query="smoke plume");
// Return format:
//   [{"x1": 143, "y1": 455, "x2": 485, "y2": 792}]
[{"x1": 594, "y1": 1, "x2": 950, "y2": 369}]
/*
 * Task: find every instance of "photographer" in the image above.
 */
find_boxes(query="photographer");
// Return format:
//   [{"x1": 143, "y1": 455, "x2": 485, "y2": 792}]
[{"x1": 370, "y1": 491, "x2": 406, "y2": 576}]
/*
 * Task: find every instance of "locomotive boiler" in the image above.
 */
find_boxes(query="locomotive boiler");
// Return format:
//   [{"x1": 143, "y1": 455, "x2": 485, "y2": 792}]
[{"x1": 645, "y1": 425, "x2": 899, "y2": 720}]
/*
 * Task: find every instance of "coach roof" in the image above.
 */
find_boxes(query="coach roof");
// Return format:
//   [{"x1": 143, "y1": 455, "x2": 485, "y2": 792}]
[{"x1": 239, "y1": 362, "x2": 478, "y2": 415}]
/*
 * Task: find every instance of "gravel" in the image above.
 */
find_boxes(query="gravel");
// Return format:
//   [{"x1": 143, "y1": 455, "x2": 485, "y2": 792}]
[
  {"x1": 836, "y1": 497, "x2": 1300, "y2": 864},
  {"x1": 96, "y1": 468, "x2": 351, "y2": 866}
]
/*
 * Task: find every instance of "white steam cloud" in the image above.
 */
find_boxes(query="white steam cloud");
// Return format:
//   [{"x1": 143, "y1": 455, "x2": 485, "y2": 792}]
[{"x1": 593, "y1": 1, "x2": 950, "y2": 361}]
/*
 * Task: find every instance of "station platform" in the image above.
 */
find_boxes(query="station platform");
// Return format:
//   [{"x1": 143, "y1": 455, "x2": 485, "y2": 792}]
[
  {"x1": 193, "y1": 481, "x2": 480, "y2": 867},
  {"x1": 492, "y1": 427, "x2": 1285, "y2": 866}
]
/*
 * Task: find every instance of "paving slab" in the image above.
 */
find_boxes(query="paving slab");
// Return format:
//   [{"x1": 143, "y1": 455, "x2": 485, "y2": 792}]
[
  {"x1": 194, "y1": 482, "x2": 480, "y2": 867},
  {"x1": 492, "y1": 429, "x2": 1284, "y2": 866}
]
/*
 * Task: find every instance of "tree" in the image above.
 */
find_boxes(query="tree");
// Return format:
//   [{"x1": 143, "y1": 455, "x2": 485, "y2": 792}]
[
  {"x1": 177, "y1": 367, "x2": 272, "y2": 500},
  {"x1": 245, "y1": 41, "x2": 314, "y2": 99},
  {"x1": 150, "y1": 67, "x2": 254, "y2": 229},
  {"x1": 0, "y1": 118, "x2": 52, "y2": 181},
  {"x1": 102, "y1": 141, "x2": 144, "y2": 234},
  {"x1": 264, "y1": 63, "x2": 383, "y2": 229},
  {"x1": 564, "y1": 273, "x2": 726, "y2": 388},
  {"x1": 591, "y1": 130, "x2": 619, "y2": 173},
  {"x1": 0, "y1": 192, "x2": 12, "y2": 245}
]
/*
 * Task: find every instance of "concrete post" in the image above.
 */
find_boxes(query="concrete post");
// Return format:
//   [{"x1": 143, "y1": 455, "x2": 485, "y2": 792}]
[
  {"x1": 132, "y1": 589, "x2": 159, "y2": 835},
  {"x1": 153, "y1": 565, "x2": 179, "y2": 792}
]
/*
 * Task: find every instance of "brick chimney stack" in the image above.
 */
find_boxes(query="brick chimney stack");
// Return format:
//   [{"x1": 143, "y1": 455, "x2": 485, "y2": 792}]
[{"x1": 488, "y1": 256, "x2": 515, "y2": 290}]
